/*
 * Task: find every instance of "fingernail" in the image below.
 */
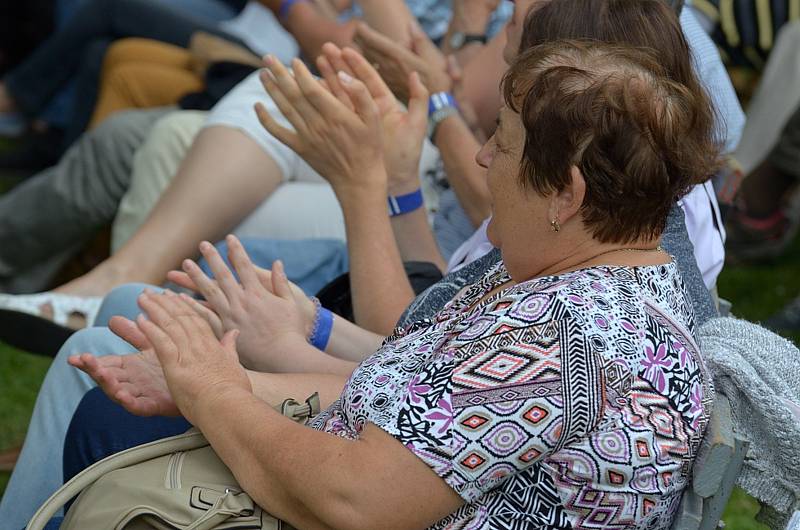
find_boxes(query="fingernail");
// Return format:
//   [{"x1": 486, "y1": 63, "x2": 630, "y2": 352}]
[
  {"x1": 264, "y1": 54, "x2": 274, "y2": 65},
  {"x1": 338, "y1": 71, "x2": 353, "y2": 84}
]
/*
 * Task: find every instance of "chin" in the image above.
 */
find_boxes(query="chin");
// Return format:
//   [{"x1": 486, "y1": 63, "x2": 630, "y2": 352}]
[{"x1": 486, "y1": 219, "x2": 501, "y2": 247}]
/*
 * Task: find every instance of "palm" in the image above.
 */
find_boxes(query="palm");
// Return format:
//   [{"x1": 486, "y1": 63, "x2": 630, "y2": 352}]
[{"x1": 78, "y1": 349, "x2": 180, "y2": 417}]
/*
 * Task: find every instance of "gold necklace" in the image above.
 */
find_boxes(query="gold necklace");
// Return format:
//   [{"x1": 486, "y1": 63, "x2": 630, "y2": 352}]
[{"x1": 569, "y1": 245, "x2": 664, "y2": 271}]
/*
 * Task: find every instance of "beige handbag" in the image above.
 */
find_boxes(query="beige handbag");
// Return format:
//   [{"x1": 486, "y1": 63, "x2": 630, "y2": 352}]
[{"x1": 26, "y1": 395, "x2": 320, "y2": 530}]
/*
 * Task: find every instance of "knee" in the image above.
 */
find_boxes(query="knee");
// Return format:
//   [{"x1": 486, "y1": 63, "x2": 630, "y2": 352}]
[
  {"x1": 145, "y1": 111, "x2": 206, "y2": 154},
  {"x1": 58, "y1": 327, "x2": 125, "y2": 358},
  {"x1": 94, "y1": 283, "x2": 156, "y2": 325}
]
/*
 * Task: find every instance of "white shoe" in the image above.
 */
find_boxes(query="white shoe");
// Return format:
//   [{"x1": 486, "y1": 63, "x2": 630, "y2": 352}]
[{"x1": 0, "y1": 292, "x2": 102, "y2": 327}]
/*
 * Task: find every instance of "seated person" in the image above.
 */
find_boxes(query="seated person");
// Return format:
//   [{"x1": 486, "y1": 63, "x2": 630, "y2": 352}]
[
  {"x1": 1, "y1": 2, "x2": 722, "y2": 525},
  {"x1": 62, "y1": 38, "x2": 719, "y2": 529},
  {"x1": 0, "y1": 0, "x2": 510, "y2": 332}
]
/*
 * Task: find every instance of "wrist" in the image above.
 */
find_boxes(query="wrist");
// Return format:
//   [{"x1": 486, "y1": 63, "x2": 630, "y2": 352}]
[
  {"x1": 307, "y1": 297, "x2": 334, "y2": 351},
  {"x1": 278, "y1": 0, "x2": 309, "y2": 20},
  {"x1": 451, "y1": 5, "x2": 493, "y2": 34},
  {"x1": 387, "y1": 188, "x2": 424, "y2": 217},
  {"x1": 388, "y1": 173, "x2": 421, "y2": 197}
]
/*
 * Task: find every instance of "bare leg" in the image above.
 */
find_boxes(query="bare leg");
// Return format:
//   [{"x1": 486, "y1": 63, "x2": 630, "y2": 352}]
[{"x1": 54, "y1": 126, "x2": 284, "y2": 296}]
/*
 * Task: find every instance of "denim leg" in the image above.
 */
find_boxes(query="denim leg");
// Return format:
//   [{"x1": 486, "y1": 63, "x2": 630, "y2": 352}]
[
  {"x1": 200, "y1": 238, "x2": 350, "y2": 297},
  {"x1": 92, "y1": 283, "x2": 160, "y2": 327},
  {"x1": 63, "y1": 388, "x2": 190, "y2": 488},
  {"x1": 4, "y1": 0, "x2": 243, "y2": 117},
  {"x1": 0, "y1": 328, "x2": 135, "y2": 528}
]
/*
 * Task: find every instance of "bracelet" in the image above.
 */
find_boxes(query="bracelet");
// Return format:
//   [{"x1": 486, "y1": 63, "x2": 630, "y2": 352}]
[
  {"x1": 278, "y1": 0, "x2": 308, "y2": 21},
  {"x1": 387, "y1": 188, "x2": 424, "y2": 217},
  {"x1": 428, "y1": 92, "x2": 459, "y2": 118},
  {"x1": 428, "y1": 92, "x2": 460, "y2": 142},
  {"x1": 308, "y1": 296, "x2": 334, "y2": 351}
]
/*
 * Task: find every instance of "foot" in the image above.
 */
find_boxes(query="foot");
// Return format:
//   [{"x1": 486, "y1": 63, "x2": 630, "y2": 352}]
[{"x1": 0, "y1": 292, "x2": 102, "y2": 330}]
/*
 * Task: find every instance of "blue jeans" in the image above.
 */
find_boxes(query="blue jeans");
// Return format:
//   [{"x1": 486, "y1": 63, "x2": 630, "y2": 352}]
[{"x1": 1, "y1": 238, "x2": 348, "y2": 528}]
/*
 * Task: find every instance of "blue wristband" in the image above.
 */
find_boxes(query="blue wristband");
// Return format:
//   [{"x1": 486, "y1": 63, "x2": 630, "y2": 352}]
[
  {"x1": 428, "y1": 92, "x2": 459, "y2": 117},
  {"x1": 387, "y1": 188, "x2": 424, "y2": 217},
  {"x1": 279, "y1": 0, "x2": 307, "y2": 20},
  {"x1": 308, "y1": 297, "x2": 334, "y2": 351}
]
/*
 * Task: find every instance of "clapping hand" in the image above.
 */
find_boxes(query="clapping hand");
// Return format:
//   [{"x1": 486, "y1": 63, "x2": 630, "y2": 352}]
[
  {"x1": 166, "y1": 235, "x2": 315, "y2": 372},
  {"x1": 316, "y1": 43, "x2": 429, "y2": 194},
  {"x1": 355, "y1": 21, "x2": 451, "y2": 103}
]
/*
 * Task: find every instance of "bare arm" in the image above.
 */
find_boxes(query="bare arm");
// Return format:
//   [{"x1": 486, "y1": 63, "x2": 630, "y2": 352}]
[
  {"x1": 135, "y1": 292, "x2": 464, "y2": 530},
  {"x1": 196, "y1": 388, "x2": 463, "y2": 530},
  {"x1": 247, "y1": 370, "x2": 347, "y2": 409}
]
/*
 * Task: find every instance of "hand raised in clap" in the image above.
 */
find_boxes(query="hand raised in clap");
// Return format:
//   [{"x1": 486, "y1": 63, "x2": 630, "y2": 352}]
[
  {"x1": 316, "y1": 43, "x2": 429, "y2": 194},
  {"x1": 167, "y1": 235, "x2": 315, "y2": 372}
]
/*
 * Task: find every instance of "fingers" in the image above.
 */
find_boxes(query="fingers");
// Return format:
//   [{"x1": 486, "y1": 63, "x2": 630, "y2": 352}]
[
  {"x1": 407, "y1": 71, "x2": 430, "y2": 128},
  {"x1": 264, "y1": 56, "x2": 319, "y2": 130},
  {"x1": 165, "y1": 270, "x2": 198, "y2": 293},
  {"x1": 321, "y1": 42, "x2": 354, "y2": 77},
  {"x1": 224, "y1": 235, "x2": 261, "y2": 291},
  {"x1": 181, "y1": 259, "x2": 230, "y2": 315},
  {"x1": 198, "y1": 241, "x2": 242, "y2": 302},
  {"x1": 337, "y1": 71, "x2": 379, "y2": 124},
  {"x1": 341, "y1": 47, "x2": 394, "y2": 102},
  {"x1": 291, "y1": 58, "x2": 351, "y2": 119},
  {"x1": 316, "y1": 55, "x2": 354, "y2": 111},
  {"x1": 270, "y1": 260, "x2": 293, "y2": 300},
  {"x1": 179, "y1": 293, "x2": 224, "y2": 338},
  {"x1": 109, "y1": 316, "x2": 151, "y2": 350},
  {"x1": 254, "y1": 100, "x2": 299, "y2": 152}
]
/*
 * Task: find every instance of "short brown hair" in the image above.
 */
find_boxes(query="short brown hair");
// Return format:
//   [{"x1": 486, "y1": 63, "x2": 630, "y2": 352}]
[{"x1": 502, "y1": 41, "x2": 720, "y2": 244}]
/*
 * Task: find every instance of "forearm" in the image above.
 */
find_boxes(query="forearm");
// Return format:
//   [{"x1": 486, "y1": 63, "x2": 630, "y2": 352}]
[
  {"x1": 325, "y1": 316, "x2": 384, "y2": 362},
  {"x1": 278, "y1": 2, "x2": 354, "y2": 60},
  {"x1": 195, "y1": 387, "x2": 459, "y2": 530},
  {"x1": 246, "y1": 333, "x2": 357, "y2": 376},
  {"x1": 356, "y1": 0, "x2": 416, "y2": 47},
  {"x1": 390, "y1": 208, "x2": 447, "y2": 270},
  {"x1": 247, "y1": 370, "x2": 347, "y2": 409},
  {"x1": 338, "y1": 186, "x2": 416, "y2": 335},
  {"x1": 458, "y1": 30, "x2": 506, "y2": 134},
  {"x1": 434, "y1": 115, "x2": 492, "y2": 226}
]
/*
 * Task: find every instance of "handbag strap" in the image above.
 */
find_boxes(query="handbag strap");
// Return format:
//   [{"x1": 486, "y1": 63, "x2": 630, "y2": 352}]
[
  {"x1": 26, "y1": 429, "x2": 209, "y2": 530},
  {"x1": 26, "y1": 393, "x2": 321, "y2": 530}
]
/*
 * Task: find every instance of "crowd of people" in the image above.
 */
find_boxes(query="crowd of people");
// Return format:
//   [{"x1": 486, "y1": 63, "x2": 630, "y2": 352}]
[{"x1": 0, "y1": 0, "x2": 798, "y2": 528}]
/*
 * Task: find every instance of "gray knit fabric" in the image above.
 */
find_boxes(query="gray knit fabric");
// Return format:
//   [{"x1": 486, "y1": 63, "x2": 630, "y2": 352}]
[{"x1": 698, "y1": 317, "x2": 800, "y2": 528}]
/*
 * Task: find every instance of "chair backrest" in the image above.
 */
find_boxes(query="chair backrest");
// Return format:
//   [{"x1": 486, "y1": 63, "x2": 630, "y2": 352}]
[{"x1": 670, "y1": 393, "x2": 750, "y2": 530}]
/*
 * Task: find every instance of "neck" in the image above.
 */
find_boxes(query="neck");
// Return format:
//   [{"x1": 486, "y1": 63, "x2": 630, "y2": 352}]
[{"x1": 506, "y1": 235, "x2": 666, "y2": 283}]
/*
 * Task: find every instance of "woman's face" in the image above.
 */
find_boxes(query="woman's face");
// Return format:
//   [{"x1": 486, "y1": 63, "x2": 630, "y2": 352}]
[
  {"x1": 503, "y1": 0, "x2": 545, "y2": 64},
  {"x1": 477, "y1": 107, "x2": 551, "y2": 267}
]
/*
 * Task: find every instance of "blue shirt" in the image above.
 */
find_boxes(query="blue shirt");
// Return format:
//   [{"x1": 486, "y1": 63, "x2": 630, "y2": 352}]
[{"x1": 343, "y1": 0, "x2": 513, "y2": 41}]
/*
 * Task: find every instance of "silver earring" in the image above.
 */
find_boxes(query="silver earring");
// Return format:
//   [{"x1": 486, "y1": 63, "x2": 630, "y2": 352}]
[{"x1": 550, "y1": 219, "x2": 561, "y2": 232}]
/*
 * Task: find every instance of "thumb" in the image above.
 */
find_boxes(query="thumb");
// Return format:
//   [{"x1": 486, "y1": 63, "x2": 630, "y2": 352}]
[
  {"x1": 446, "y1": 55, "x2": 462, "y2": 84},
  {"x1": 221, "y1": 329, "x2": 240, "y2": 352},
  {"x1": 407, "y1": 71, "x2": 429, "y2": 127},
  {"x1": 270, "y1": 260, "x2": 293, "y2": 300}
]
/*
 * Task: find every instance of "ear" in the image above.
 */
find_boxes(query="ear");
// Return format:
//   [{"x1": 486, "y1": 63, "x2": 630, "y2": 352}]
[{"x1": 550, "y1": 165, "x2": 586, "y2": 224}]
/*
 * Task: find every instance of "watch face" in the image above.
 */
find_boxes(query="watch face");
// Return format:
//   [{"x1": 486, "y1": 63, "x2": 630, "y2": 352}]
[{"x1": 449, "y1": 32, "x2": 466, "y2": 50}]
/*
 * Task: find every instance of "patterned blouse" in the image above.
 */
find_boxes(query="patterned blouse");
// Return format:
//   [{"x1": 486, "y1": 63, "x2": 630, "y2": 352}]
[{"x1": 310, "y1": 260, "x2": 714, "y2": 529}]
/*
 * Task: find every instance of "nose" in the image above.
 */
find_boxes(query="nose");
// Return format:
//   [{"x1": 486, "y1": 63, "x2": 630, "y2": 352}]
[{"x1": 475, "y1": 137, "x2": 494, "y2": 169}]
